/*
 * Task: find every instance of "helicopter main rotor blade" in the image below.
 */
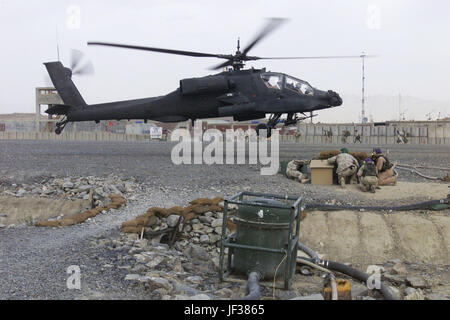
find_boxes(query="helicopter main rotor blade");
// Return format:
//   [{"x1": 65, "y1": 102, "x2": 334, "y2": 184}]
[
  {"x1": 209, "y1": 18, "x2": 287, "y2": 70},
  {"x1": 254, "y1": 54, "x2": 379, "y2": 60},
  {"x1": 241, "y1": 18, "x2": 287, "y2": 56},
  {"x1": 88, "y1": 42, "x2": 231, "y2": 59},
  {"x1": 209, "y1": 54, "x2": 378, "y2": 70}
]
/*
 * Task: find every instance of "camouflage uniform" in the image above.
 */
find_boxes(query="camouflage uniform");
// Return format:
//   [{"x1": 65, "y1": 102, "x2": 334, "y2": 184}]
[
  {"x1": 327, "y1": 153, "x2": 359, "y2": 188},
  {"x1": 358, "y1": 162, "x2": 378, "y2": 193},
  {"x1": 286, "y1": 160, "x2": 307, "y2": 182}
]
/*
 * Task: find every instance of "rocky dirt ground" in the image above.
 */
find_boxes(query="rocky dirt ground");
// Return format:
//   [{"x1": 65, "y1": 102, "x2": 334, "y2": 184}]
[{"x1": 0, "y1": 140, "x2": 448, "y2": 300}]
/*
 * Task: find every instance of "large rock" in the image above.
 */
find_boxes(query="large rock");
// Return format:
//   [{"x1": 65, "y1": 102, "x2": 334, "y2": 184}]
[
  {"x1": 147, "y1": 277, "x2": 173, "y2": 292},
  {"x1": 125, "y1": 274, "x2": 149, "y2": 283},
  {"x1": 199, "y1": 235, "x2": 210, "y2": 244},
  {"x1": 406, "y1": 275, "x2": 429, "y2": 289},
  {"x1": 209, "y1": 234, "x2": 221, "y2": 244},
  {"x1": 167, "y1": 215, "x2": 181, "y2": 228},
  {"x1": 183, "y1": 245, "x2": 210, "y2": 261},
  {"x1": 134, "y1": 239, "x2": 149, "y2": 249},
  {"x1": 211, "y1": 219, "x2": 222, "y2": 228},
  {"x1": 198, "y1": 216, "x2": 213, "y2": 224},
  {"x1": 185, "y1": 276, "x2": 203, "y2": 284},
  {"x1": 145, "y1": 255, "x2": 164, "y2": 269},
  {"x1": 62, "y1": 182, "x2": 74, "y2": 189},
  {"x1": 392, "y1": 263, "x2": 408, "y2": 275},
  {"x1": 405, "y1": 290, "x2": 425, "y2": 300},
  {"x1": 134, "y1": 253, "x2": 152, "y2": 264}
]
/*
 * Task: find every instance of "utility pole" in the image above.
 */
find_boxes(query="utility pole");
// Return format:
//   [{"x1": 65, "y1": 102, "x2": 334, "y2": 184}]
[
  {"x1": 361, "y1": 53, "x2": 367, "y2": 124},
  {"x1": 56, "y1": 26, "x2": 60, "y2": 62}
]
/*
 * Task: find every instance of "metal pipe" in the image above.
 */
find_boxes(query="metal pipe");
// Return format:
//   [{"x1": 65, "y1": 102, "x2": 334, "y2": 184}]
[
  {"x1": 297, "y1": 241, "x2": 319, "y2": 263},
  {"x1": 297, "y1": 258, "x2": 338, "y2": 300},
  {"x1": 239, "y1": 271, "x2": 261, "y2": 300},
  {"x1": 395, "y1": 163, "x2": 450, "y2": 171},
  {"x1": 330, "y1": 275, "x2": 338, "y2": 301},
  {"x1": 395, "y1": 166, "x2": 442, "y2": 180}
]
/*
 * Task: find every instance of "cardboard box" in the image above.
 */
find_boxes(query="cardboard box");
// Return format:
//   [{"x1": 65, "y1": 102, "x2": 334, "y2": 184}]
[{"x1": 310, "y1": 160, "x2": 334, "y2": 185}]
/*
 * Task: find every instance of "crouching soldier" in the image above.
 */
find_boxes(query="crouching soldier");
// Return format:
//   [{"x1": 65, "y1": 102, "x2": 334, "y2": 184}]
[
  {"x1": 372, "y1": 148, "x2": 397, "y2": 186},
  {"x1": 358, "y1": 158, "x2": 378, "y2": 193},
  {"x1": 286, "y1": 160, "x2": 305, "y2": 182},
  {"x1": 327, "y1": 148, "x2": 359, "y2": 188}
]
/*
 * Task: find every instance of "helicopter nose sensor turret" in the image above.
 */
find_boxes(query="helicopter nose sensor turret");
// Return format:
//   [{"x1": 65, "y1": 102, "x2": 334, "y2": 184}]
[{"x1": 327, "y1": 90, "x2": 343, "y2": 106}]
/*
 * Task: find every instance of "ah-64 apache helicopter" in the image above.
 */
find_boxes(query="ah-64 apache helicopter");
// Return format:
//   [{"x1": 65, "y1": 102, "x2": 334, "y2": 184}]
[{"x1": 44, "y1": 18, "x2": 373, "y2": 136}]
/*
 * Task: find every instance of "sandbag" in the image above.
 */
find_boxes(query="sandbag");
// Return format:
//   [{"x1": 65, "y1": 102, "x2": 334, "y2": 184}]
[{"x1": 167, "y1": 206, "x2": 185, "y2": 215}]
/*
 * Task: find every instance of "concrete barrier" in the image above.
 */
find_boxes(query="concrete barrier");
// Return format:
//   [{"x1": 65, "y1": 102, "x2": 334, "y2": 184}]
[{"x1": 1, "y1": 120, "x2": 449, "y2": 145}]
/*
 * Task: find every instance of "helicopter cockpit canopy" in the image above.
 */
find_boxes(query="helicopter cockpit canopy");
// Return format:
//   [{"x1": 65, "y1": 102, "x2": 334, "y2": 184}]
[
  {"x1": 261, "y1": 73, "x2": 283, "y2": 90},
  {"x1": 285, "y1": 75, "x2": 314, "y2": 96},
  {"x1": 261, "y1": 73, "x2": 314, "y2": 96}
]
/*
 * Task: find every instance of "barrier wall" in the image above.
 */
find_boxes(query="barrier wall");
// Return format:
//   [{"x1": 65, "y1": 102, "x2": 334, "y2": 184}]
[
  {"x1": 0, "y1": 131, "x2": 165, "y2": 142},
  {"x1": 291, "y1": 121, "x2": 450, "y2": 145},
  {"x1": 0, "y1": 120, "x2": 449, "y2": 145}
]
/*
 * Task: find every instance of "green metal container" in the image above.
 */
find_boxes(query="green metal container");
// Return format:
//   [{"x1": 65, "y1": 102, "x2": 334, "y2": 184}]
[
  {"x1": 233, "y1": 198, "x2": 294, "y2": 279},
  {"x1": 219, "y1": 192, "x2": 302, "y2": 289}
]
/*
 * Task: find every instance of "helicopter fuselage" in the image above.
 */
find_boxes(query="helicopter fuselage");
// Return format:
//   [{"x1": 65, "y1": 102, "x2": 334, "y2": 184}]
[{"x1": 58, "y1": 67, "x2": 342, "y2": 126}]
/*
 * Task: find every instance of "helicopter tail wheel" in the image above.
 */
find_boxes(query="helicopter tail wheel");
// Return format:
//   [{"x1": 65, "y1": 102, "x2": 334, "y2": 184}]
[
  {"x1": 54, "y1": 117, "x2": 68, "y2": 135},
  {"x1": 256, "y1": 123, "x2": 272, "y2": 138}
]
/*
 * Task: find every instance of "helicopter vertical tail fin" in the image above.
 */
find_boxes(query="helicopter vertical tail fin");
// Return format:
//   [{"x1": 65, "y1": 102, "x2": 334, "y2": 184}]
[{"x1": 44, "y1": 61, "x2": 87, "y2": 109}]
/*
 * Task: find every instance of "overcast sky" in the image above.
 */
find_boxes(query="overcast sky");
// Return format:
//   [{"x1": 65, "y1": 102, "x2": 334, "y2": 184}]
[{"x1": 0, "y1": 0, "x2": 449, "y2": 122}]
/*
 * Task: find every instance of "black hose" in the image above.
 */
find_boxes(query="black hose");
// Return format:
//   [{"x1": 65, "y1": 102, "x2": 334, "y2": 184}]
[
  {"x1": 297, "y1": 241, "x2": 398, "y2": 300},
  {"x1": 305, "y1": 197, "x2": 448, "y2": 212},
  {"x1": 239, "y1": 271, "x2": 261, "y2": 300},
  {"x1": 297, "y1": 241, "x2": 319, "y2": 263}
]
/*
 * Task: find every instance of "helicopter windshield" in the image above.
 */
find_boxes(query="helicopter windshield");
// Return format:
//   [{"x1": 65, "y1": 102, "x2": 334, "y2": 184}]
[
  {"x1": 285, "y1": 76, "x2": 314, "y2": 96},
  {"x1": 261, "y1": 73, "x2": 283, "y2": 90}
]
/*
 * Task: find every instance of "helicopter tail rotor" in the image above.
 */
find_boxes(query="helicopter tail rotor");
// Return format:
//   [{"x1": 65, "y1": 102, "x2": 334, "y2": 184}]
[{"x1": 70, "y1": 49, "x2": 95, "y2": 76}]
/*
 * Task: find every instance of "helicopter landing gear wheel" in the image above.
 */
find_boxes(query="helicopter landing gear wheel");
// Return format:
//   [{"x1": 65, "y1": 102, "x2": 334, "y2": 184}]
[
  {"x1": 256, "y1": 124, "x2": 271, "y2": 137},
  {"x1": 54, "y1": 116, "x2": 68, "y2": 135},
  {"x1": 256, "y1": 113, "x2": 282, "y2": 137}
]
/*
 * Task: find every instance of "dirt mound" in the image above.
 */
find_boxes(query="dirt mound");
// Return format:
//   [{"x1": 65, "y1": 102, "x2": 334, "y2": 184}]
[
  {"x1": 331, "y1": 181, "x2": 449, "y2": 201},
  {"x1": 300, "y1": 210, "x2": 449, "y2": 266},
  {"x1": 0, "y1": 196, "x2": 90, "y2": 226},
  {"x1": 35, "y1": 194, "x2": 126, "y2": 227}
]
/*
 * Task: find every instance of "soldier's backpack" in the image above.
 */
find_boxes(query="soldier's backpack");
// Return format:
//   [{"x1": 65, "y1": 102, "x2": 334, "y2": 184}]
[
  {"x1": 363, "y1": 162, "x2": 378, "y2": 177},
  {"x1": 381, "y1": 156, "x2": 394, "y2": 171}
]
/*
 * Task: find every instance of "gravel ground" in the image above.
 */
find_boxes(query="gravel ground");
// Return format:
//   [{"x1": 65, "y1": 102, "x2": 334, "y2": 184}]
[{"x1": 0, "y1": 140, "x2": 448, "y2": 299}]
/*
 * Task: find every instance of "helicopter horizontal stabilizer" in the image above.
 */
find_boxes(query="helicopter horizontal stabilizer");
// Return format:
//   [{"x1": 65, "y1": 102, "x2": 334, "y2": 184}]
[{"x1": 45, "y1": 104, "x2": 71, "y2": 115}]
